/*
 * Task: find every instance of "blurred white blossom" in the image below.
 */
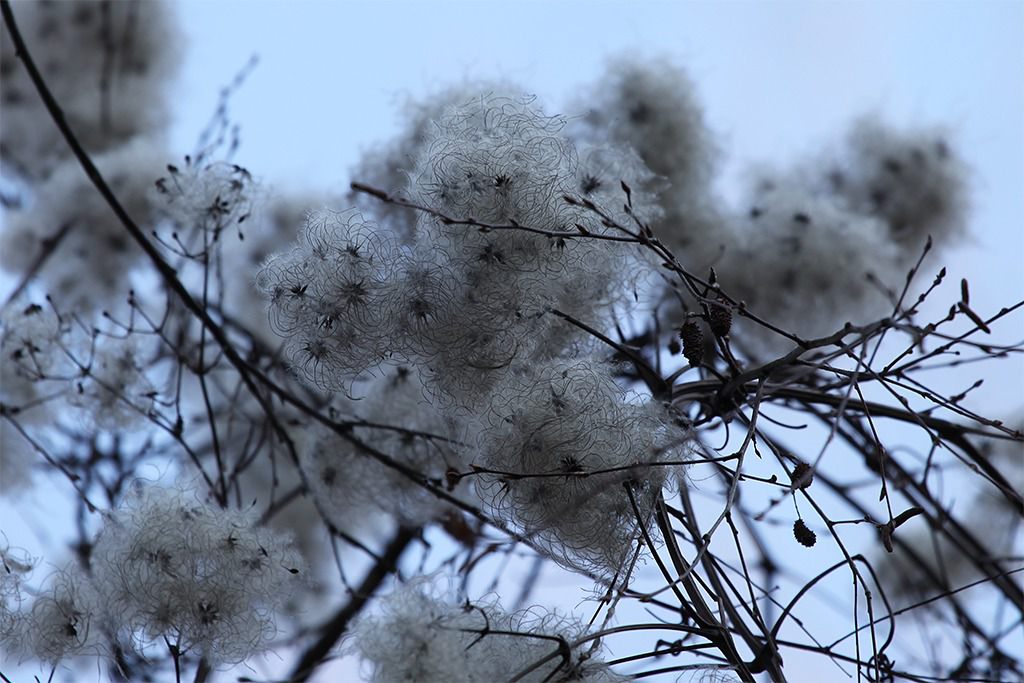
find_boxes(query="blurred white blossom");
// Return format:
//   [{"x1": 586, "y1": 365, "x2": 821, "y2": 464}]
[
  {"x1": 0, "y1": 0, "x2": 179, "y2": 181},
  {"x1": 0, "y1": 137, "x2": 169, "y2": 312},
  {"x1": 89, "y1": 483, "x2": 306, "y2": 665},
  {"x1": 351, "y1": 581, "x2": 627, "y2": 683}
]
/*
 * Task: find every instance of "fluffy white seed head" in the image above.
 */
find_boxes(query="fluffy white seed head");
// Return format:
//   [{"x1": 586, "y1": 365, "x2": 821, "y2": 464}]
[
  {"x1": 352, "y1": 581, "x2": 628, "y2": 683},
  {"x1": 572, "y1": 57, "x2": 717, "y2": 191},
  {"x1": 473, "y1": 359, "x2": 688, "y2": 575},
  {"x1": 569, "y1": 57, "x2": 725, "y2": 267},
  {"x1": 22, "y1": 566, "x2": 99, "y2": 664},
  {"x1": 716, "y1": 176, "x2": 902, "y2": 348},
  {"x1": 0, "y1": 303, "x2": 73, "y2": 495},
  {"x1": 0, "y1": 302, "x2": 68, "y2": 407},
  {"x1": 299, "y1": 366, "x2": 468, "y2": 526},
  {"x1": 706, "y1": 117, "x2": 970, "y2": 352},
  {"x1": 411, "y1": 93, "x2": 578, "y2": 228},
  {"x1": 829, "y1": 118, "x2": 968, "y2": 256},
  {"x1": 89, "y1": 483, "x2": 306, "y2": 664},
  {"x1": 151, "y1": 158, "x2": 255, "y2": 238},
  {"x1": 350, "y1": 81, "x2": 523, "y2": 243},
  {"x1": 0, "y1": 545, "x2": 33, "y2": 651},
  {"x1": 222, "y1": 191, "x2": 336, "y2": 343},
  {"x1": 67, "y1": 333, "x2": 158, "y2": 430},
  {"x1": 261, "y1": 92, "x2": 657, "y2": 402},
  {"x1": 574, "y1": 141, "x2": 667, "y2": 226},
  {"x1": 394, "y1": 94, "x2": 643, "y2": 404},
  {"x1": 257, "y1": 209, "x2": 401, "y2": 390}
]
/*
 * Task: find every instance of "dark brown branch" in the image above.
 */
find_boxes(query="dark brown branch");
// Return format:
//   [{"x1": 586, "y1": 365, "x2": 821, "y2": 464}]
[{"x1": 288, "y1": 526, "x2": 418, "y2": 682}]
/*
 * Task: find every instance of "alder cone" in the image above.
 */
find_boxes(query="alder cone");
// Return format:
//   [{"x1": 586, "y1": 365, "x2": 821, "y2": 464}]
[
  {"x1": 680, "y1": 320, "x2": 704, "y2": 366},
  {"x1": 793, "y1": 519, "x2": 817, "y2": 547},
  {"x1": 709, "y1": 299, "x2": 732, "y2": 337}
]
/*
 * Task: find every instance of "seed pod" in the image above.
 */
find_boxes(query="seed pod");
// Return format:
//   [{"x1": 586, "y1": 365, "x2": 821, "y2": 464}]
[
  {"x1": 709, "y1": 298, "x2": 732, "y2": 337},
  {"x1": 793, "y1": 519, "x2": 817, "y2": 548},
  {"x1": 790, "y1": 463, "x2": 814, "y2": 490},
  {"x1": 679, "y1": 321, "x2": 704, "y2": 367}
]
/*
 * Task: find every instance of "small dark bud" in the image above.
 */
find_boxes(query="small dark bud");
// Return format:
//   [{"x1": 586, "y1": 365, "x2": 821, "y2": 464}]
[
  {"x1": 793, "y1": 519, "x2": 816, "y2": 547},
  {"x1": 892, "y1": 506, "x2": 924, "y2": 529},
  {"x1": 958, "y1": 302, "x2": 992, "y2": 334},
  {"x1": 679, "y1": 321, "x2": 704, "y2": 367}
]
